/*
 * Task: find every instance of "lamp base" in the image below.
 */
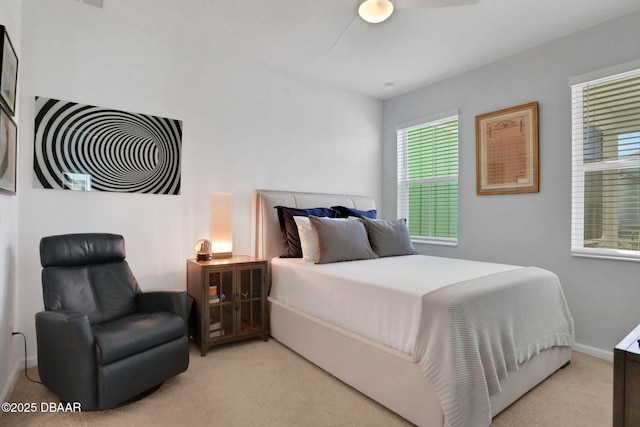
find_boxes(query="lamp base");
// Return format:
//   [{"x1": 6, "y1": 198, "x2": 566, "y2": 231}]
[{"x1": 212, "y1": 252, "x2": 233, "y2": 259}]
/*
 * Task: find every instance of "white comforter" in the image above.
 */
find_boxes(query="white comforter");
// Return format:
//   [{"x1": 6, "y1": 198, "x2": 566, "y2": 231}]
[
  {"x1": 270, "y1": 255, "x2": 520, "y2": 357},
  {"x1": 270, "y1": 255, "x2": 574, "y2": 427}
]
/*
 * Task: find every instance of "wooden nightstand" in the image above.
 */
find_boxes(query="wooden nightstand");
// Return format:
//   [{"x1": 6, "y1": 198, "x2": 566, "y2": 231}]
[
  {"x1": 186, "y1": 256, "x2": 268, "y2": 356},
  {"x1": 614, "y1": 323, "x2": 640, "y2": 426}
]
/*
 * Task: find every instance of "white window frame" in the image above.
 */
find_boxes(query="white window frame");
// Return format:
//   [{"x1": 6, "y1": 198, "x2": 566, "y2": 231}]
[
  {"x1": 396, "y1": 110, "x2": 459, "y2": 246},
  {"x1": 570, "y1": 62, "x2": 640, "y2": 262}
]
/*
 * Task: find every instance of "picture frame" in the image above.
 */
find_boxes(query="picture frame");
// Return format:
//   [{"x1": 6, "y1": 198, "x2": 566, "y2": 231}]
[
  {"x1": 475, "y1": 102, "x2": 539, "y2": 195},
  {"x1": 0, "y1": 104, "x2": 17, "y2": 194},
  {"x1": 0, "y1": 25, "x2": 18, "y2": 116}
]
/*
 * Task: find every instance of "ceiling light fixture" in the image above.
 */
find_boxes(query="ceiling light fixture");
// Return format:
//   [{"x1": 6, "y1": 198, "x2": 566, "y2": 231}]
[{"x1": 358, "y1": 0, "x2": 394, "y2": 24}]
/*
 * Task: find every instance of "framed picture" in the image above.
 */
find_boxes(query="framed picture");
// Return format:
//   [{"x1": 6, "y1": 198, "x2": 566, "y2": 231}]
[
  {"x1": 0, "y1": 26, "x2": 18, "y2": 115},
  {"x1": 0, "y1": 105, "x2": 17, "y2": 194},
  {"x1": 476, "y1": 102, "x2": 539, "y2": 195},
  {"x1": 34, "y1": 97, "x2": 182, "y2": 194}
]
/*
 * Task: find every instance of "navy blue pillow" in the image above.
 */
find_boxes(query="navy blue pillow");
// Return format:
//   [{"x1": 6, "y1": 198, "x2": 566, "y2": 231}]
[
  {"x1": 274, "y1": 206, "x2": 341, "y2": 258},
  {"x1": 331, "y1": 206, "x2": 377, "y2": 219}
]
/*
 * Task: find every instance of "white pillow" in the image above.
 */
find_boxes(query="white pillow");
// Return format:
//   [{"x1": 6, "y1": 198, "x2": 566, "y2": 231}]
[
  {"x1": 293, "y1": 216, "x2": 315, "y2": 262},
  {"x1": 294, "y1": 216, "x2": 347, "y2": 262}
]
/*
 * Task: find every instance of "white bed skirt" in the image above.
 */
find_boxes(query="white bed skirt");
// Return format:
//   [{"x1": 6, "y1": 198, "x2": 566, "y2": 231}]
[{"x1": 269, "y1": 298, "x2": 571, "y2": 427}]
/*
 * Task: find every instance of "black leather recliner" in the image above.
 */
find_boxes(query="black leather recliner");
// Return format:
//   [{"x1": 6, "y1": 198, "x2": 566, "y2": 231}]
[{"x1": 35, "y1": 233, "x2": 189, "y2": 410}]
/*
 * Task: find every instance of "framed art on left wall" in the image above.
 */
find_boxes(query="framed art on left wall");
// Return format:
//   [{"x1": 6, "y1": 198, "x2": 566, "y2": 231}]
[
  {"x1": 0, "y1": 105, "x2": 17, "y2": 194},
  {"x1": 34, "y1": 97, "x2": 182, "y2": 194},
  {"x1": 0, "y1": 25, "x2": 18, "y2": 116}
]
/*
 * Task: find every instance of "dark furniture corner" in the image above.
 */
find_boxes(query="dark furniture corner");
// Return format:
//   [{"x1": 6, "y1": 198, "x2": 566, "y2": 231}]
[
  {"x1": 614, "y1": 323, "x2": 640, "y2": 427},
  {"x1": 35, "y1": 233, "x2": 189, "y2": 411}
]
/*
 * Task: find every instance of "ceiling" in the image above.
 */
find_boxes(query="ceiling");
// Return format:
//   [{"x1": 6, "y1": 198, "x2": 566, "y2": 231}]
[{"x1": 107, "y1": 0, "x2": 640, "y2": 100}]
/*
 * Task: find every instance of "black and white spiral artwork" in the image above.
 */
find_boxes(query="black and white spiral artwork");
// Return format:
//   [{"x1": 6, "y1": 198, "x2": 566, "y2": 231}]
[{"x1": 34, "y1": 97, "x2": 182, "y2": 194}]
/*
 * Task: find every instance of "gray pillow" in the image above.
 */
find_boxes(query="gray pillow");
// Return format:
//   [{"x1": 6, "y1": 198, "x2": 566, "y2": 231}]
[
  {"x1": 309, "y1": 216, "x2": 378, "y2": 264},
  {"x1": 362, "y1": 217, "x2": 417, "y2": 257}
]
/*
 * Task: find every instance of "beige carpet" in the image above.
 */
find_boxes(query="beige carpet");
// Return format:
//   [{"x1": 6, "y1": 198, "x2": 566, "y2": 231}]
[{"x1": 1, "y1": 340, "x2": 612, "y2": 427}]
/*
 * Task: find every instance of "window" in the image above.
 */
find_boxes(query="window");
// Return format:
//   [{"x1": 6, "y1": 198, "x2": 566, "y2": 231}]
[
  {"x1": 571, "y1": 68, "x2": 640, "y2": 261},
  {"x1": 396, "y1": 113, "x2": 458, "y2": 245}
]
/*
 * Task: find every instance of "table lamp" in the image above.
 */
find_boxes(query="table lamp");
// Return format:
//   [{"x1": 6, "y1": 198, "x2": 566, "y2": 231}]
[{"x1": 210, "y1": 192, "x2": 233, "y2": 258}]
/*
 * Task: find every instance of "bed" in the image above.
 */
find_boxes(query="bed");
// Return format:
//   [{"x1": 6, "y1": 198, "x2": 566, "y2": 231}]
[{"x1": 253, "y1": 189, "x2": 574, "y2": 427}]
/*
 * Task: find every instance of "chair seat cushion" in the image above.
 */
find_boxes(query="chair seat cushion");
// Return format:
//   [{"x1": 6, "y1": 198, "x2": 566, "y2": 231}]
[{"x1": 92, "y1": 311, "x2": 185, "y2": 365}]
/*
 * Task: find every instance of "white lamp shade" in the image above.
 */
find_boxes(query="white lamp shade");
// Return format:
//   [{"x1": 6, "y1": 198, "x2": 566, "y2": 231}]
[
  {"x1": 358, "y1": 0, "x2": 394, "y2": 24},
  {"x1": 210, "y1": 193, "x2": 233, "y2": 258}
]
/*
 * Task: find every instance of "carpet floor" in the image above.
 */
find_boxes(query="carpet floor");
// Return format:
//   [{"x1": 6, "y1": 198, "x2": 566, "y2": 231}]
[{"x1": 1, "y1": 339, "x2": 613, "y2": 427}]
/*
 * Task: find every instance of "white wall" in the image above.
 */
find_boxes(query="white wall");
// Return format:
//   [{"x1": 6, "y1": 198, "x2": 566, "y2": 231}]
[
  {"x1": 382, "y1": 11, "x2": 640, "y2": 358},
  {"x1": 0, "y1": 0, "x2": 21, "y2": 404},
  {"x1": 14, "y1": 0, "x2": 382, "y2": 364}
]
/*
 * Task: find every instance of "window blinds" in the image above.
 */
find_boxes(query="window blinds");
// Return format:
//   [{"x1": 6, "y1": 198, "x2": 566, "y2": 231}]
[
  {"x1": 571, "y1": 69, "x2": 640, "y2": 260},
  {"x1": 397, "y1": 115, "x2": 458, "y2": 244}
]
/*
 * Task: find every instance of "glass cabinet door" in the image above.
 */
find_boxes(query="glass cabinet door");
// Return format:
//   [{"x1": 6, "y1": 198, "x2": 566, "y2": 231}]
[
  {"x1": 206, "y1": 268, "x2": 235, "y2": 341},
  {"x1": 238, "y1": 266, "x2": 265, "y2": 336}
]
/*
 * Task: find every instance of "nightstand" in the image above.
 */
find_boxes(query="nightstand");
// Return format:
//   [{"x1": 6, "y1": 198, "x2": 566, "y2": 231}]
[{"x1": 186, "y1": 256, "x2": 268, "y2": 356}]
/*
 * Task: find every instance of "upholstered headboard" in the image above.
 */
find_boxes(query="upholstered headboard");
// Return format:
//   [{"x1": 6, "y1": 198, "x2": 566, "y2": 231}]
[{"x1": 253, "y1": 189, "x2": 376, "y2": 261}]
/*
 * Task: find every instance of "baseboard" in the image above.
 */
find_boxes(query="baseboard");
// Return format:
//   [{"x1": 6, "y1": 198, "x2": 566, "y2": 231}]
[
  {"x1": 573, "y1": 342, "x2": 613, "y2": 363},
  {"x1": 25, "y1": 355, "x2": 38, "y2": 369},
  {"x1": 0, "y1": 355, "x2": 38, "y2": 404},
  {"x1": 0, "y1": 358, "x2": 22, "y2": 405}
]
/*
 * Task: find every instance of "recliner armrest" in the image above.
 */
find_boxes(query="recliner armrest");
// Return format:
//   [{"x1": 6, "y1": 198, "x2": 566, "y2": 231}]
[
  {"x1": 136, "y1": 290, "x2": 188, "y2": 334},
  {"x1": 35, "y1": 310, "x2": 99, "y2": 410}
]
